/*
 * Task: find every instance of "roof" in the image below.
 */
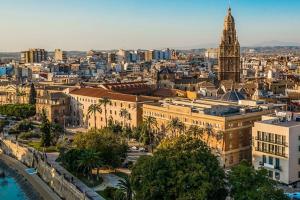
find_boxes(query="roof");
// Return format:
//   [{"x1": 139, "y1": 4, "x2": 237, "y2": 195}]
[
  {"x1": 221, "y1": 90, "x2": 245, "y2": 102},
  {"x1": 69, "y1": 87, "x2": 154, "y2": 102},
  {"x1": 159, "y1": 67, "x2": 174, "y2": 74}
]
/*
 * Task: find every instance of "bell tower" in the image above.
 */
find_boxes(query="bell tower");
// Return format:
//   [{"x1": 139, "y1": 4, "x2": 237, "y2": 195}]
[{"x1": 218, "y1": 7, "x2": 240, "y2": 83}]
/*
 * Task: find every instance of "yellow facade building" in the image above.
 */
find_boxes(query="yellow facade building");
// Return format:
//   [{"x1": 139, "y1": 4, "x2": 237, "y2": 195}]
[
  {"x1": 143, "y1": 98, "x2": 275, "y2": 167},
  {"x1": 69, "y1": 88, "x2": 156, "y2": 129}
]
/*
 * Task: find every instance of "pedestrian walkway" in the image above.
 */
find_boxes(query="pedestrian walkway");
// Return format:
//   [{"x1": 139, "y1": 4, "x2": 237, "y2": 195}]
[
  {"x1": 46, "y1": 153, "x2": 105, "y2": 200},
  {"x1": 93, "y1": 173, "x2": 123, "y2": 191}
]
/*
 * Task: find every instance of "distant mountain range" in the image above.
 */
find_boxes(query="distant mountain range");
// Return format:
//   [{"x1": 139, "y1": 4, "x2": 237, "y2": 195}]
[
  {"x1": 252, "y1": 40, "x2": 300, "y2": 47},
  {"x1": 175, "y1": 41, "x2": 300, "y2": 50}
]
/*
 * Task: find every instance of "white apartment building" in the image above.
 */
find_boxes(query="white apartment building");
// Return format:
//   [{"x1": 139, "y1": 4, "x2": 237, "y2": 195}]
[{"x1": 252, "y1": 112, "x2": 300, "y2": 185}]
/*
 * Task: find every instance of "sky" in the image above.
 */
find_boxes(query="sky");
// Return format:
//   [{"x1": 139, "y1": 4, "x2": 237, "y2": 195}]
[{"x1": 0, "y1": 0, "x2": 300, "y2": 51}]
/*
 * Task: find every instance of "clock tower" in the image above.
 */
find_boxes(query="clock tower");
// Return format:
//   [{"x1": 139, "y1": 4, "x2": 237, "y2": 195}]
[{"x1": 218, "y1": 7, "x2": 240, "y2": 83}]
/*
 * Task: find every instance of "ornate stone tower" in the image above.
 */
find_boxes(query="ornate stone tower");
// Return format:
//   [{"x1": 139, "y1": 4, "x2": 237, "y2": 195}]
[{"x1": 218, "y1": 7, "x2": 240, "y2": 83}]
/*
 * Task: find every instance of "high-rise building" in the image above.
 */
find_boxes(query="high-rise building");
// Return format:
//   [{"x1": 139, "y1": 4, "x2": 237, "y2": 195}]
[
  {"x1": 145, "y1": 50, "x2": 153, "y2": 62},
  {"x1": 218, "y1": 7, "x2": 240, "y2": 83},
  {"x1": 20, "y1": 48, "x2": 48, "y2": 63},
  {"x1": 107, "y1": 52, "x2": 117, "y2": 63},
  {"x1": 54, "y1": 49, "x2": 67, "y2": 62}
]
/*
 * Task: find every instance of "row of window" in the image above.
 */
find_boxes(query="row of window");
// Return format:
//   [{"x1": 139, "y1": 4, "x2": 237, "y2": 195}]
[
  {"x1": 256, "y1": 142, "x2": 286, "y2": 157},
  {"x1": 257, "y1": 131, "x2": 287, "y2": 146},
  {"x1": 144, "y1": 111, "x2": 221, "y2": 129},
  {"x1": 72, "y1": 96, "x2": 133, "y2": 109}
]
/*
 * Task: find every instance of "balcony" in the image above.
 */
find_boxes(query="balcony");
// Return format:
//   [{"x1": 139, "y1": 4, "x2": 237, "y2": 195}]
[
  {"x1": 255, "y1": 147, "x2": 287, "y2": 158},
  {"x1": 255, "y1": 136, "x2": 288, "y2": 147}
]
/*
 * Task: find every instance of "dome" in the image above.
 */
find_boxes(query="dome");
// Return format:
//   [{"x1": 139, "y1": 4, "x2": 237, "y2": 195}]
[{"x1": 221, "y1": 90, "x2": 245, "y2": 102}]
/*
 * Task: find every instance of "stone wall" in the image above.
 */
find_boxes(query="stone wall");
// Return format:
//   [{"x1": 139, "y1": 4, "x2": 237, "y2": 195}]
[{"x1": 0, "y1": 139, "x2": 95, "y2": 200}]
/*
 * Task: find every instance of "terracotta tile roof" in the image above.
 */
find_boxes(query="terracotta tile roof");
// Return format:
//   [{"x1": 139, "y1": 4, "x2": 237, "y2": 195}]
[{"x1": 69, "y1": 87, "x2": 154, "y2": 102}]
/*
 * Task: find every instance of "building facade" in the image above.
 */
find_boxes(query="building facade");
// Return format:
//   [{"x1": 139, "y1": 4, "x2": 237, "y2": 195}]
[
  {"x1": 252, "y1": 112, "x2": 300, "y2": 184},
  {"x1": 218, "y1": 8, "x2": 240, "y2": 83},
  {"x1": 69, "y1": 88, "x2": 155, "y2": 129},
  {"x1": 54, "y1": 49, "x2": 67, "y2": 62},
  {"x1": 21, "y1": 48, "x2": 48, "y2": 63},
  {"x1": 143, "y1": 98, "x2": 274, "y2": 167}
]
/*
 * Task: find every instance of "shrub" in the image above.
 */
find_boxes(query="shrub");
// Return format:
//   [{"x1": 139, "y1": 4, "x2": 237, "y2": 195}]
[{"x1": 19, "y1": 131, "x2": 40, "y2": 140}]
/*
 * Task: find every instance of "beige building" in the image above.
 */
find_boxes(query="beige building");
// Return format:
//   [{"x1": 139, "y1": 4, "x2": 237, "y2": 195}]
[
  {"x1": 252, "y1": 112, "x2": 300, "y2": 184},
  {"x1": 0, "y1": 83, "x2": 30, "y2": 104},
  {"x1": 35, "y1": 85, "x2": 76, "y2": 126},
  {"x1": 143, "y1": 98, "x2": 275, "y2": 167},
  {"x1": 69, "y1": 88, "x2": 156, "y2": 129},
  {"x1": 54, "y1": 49, "x2": 67, "y2": 62},
  {"x1": 21, "y1": 48, "x2": 47, "y2": 63}
]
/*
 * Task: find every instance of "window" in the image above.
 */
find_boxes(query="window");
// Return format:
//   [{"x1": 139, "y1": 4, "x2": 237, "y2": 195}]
[
  {"x1": 269, "y1": 156, "x2": 273, "y2": 165},
  {"x1": 268, "y1": 170, "x2": 273, "y2": 178},
  {"x1": 275, "y1": 158, "x2": 280, "y2": 169},
  {"x1": 263, "y1": 155, "x2": 266, "y2": 163},
  {"x1": 275, "y1": 172, "x2": 280, "y2": 180}
]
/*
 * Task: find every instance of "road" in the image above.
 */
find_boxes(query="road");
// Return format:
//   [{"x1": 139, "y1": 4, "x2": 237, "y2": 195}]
[{"x1": 0, "y1": 153, "x2": 61, "y2": 200}]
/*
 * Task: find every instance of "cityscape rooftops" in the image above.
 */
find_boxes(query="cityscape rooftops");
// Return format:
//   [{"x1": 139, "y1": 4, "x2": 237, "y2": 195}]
[
  {"x1": 69, "y1": 87, "x2": 155, "y2": 102},
  {"x1": 149, "y1": 98, "x2": 274, "y2": 117},
  {"x1": 257, "y1": 112, "x2": 300, "y2": 128}
]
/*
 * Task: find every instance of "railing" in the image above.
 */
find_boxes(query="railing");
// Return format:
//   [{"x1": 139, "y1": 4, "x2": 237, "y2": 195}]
[
  {"x1": 255, "y1": 147, "x2": 287, "y2": 158},
  {"x1": 254, "y1": 136, "x2": 288, "y2": 147}
]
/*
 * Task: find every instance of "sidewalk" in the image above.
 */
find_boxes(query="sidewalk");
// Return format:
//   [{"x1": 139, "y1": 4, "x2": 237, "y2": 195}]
[
  {"x1": 93, "y1": 173, "x2": 123, "y2": 191},
  {"x1": 46, "y1": 152, "x2": 105, "y2": 200}
]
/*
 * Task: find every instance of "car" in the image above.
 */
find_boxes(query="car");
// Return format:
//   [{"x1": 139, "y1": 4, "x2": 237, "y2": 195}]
[
  {"x1": 139, "y1": 147, "x2": 146, "y2": 152},
  {"x1": 131, "y1": 146, "x2": 138, "y2": 151}
]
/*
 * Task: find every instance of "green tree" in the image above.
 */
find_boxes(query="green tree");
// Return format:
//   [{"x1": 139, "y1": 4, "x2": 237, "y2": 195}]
[
  {"x1": 131, "y1": 136, "x2": 227, "y2": 200},
  {"x1": 73, "y1": 129, "x2": 128, "y2": 168},
  {"x1": 0, "y1": 104, "x2": 35, "y2": 119},
  {"x1": 29, "y1": 83, "x2": 37, "y2": 105},
  {"x1": 228, "y1": 161, "x2": 289, "y2": 200},
  {"x1": 141, "y1": 116, "x2": 158, "y2": 150},
  {"x1": 77, "y1": 150, "x2": 102, "y2": 180},
  {"x1": 204, "y1": 124, "x2": 214, "y2": 144},
  {"x1": 88, "y1": 104, "x2": 102, "y2": 129},
  {"x1": 116, "y1": 176, "x2": 133, "y2": 200},
  {"x1": 166, "y1": 117, "x2": 185, "y2": 137},
  {"x1": 50, "y1": 123, "x2": 64, "y2": 145},
  {"x1": 40, "y1": 109, "x2": 51, "y2": 147},
  {"x1": 99, "y1": 97, "x2": 111, "y2": 127},
  {"x1": 186, "y1": 125, "x2": 204, "y2": 139},
  {"x1": 119, "y1": 108, "x2": 130, "y2": 128},
  {"x1": 16, "y1": 88, "x2": 26, "y2": 104}
]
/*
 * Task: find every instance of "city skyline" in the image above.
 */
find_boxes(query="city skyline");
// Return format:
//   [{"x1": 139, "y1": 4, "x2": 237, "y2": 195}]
[{"x1": 1, "y1": 0, "x2": 300, "y2": 51}]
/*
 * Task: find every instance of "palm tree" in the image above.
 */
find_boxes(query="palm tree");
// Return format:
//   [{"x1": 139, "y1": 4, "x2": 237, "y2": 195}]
[
  {"x1": 119, "y1": 108, "x2": 130, "y2": 128},
  {"x1": 204, "y1": 124, "x2": 214, "y2": 145},
  {"x1": 142, "y1": 116, "x2": 158, "y2": 151},
  {"x1": 187, "y1": 125, "x2": 204, "y2": 139},
  {"x1": 77, "y1": 150, "x2": 102, "y2": 180},
  {"x1": 99, "y1": 97, "x2": 111, "y2": 127},
  {"x1": 88, "y1": 104, "x2": 102, "y2": 129},
  {"x1": 16, "y1": 89, "x2": 26, "y2": 104},
  {"x1": 116, "y1": 176, "x2": 133, "y2": 200},
  {"x1": 215, "y1": 130, "x2": 225, "y2": 151},
  {"x1": 166, "y1": 118, "x2": 185, "y2": 137}
]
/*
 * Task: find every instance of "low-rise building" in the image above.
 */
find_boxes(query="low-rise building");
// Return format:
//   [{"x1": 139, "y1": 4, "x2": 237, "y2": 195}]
[
  {"x1": 69, "y1": 88, "x2": 156, "y2": 129},
  {"x1": 252, "y1": 112, "x2": 300, "y2": 184}
]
